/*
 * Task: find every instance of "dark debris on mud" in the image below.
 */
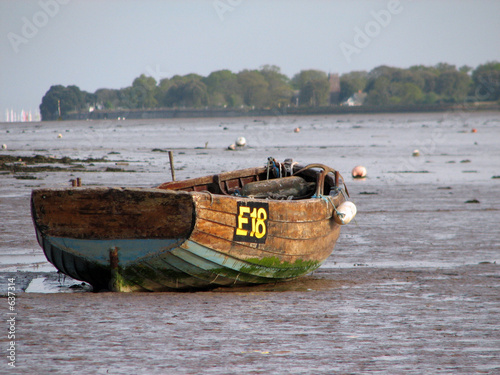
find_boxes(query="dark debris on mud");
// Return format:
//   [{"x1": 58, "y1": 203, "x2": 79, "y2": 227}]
[{"x1": 0, "y1": 154, "x2": 130, "y2": 174}]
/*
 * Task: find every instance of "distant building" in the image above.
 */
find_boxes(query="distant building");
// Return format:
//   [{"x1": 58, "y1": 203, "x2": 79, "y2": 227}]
[
  {"x1": 342, "y1": 91, "x2": 367, "y2": 106},
  {"x1": 328, "y1": 73, "x2": 340, "y2": 105}
]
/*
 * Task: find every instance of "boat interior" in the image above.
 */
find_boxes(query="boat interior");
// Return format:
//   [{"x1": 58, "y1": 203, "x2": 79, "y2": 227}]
[{"x1": 157, "y1": 158, "x2": 345, "y2": 200}]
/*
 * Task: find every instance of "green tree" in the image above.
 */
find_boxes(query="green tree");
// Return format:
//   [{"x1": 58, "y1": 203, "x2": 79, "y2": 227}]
[
  {"x1": 459, "y1": 65, "x2": 472, "y2": 74},
  {"x1": 421, "y1": 92, "x2": 439, "y2": 105},
  {"x1": 41, "y1": 62, "x2": 498, "y2": 116},
  {"x1": 40, "y1": 85, "x2": 90, "y2": 120},
  {"x1": 159, "y1": 74, "x2": 208, "y2": 107},
  {"x1": 365, "y1": 76, "x2": 391, "y2": 105},
  {"x1": 471, "y1": 61, "x2": 500, "y2": 101},
  {"x1": 365, "y1": 64, "x2": 472, "y2": 105},
  {"x1": 339, "y1": 71, "x2": 368, "y2": 102},
  {"x1": 95, "y1": 88, "x2": 119, "y2": 109},
  {"x1": 159, "y1": 75, "x2": 209, "y2": 108},
  {"x1": 365, "y1": 65, "x2": 398, "y2": 91},
  {"x1": 259, "y1": 65, "x2": 294, "y2": 107},
  {"x1": 435, "y1": 71, "x2": 470, "y2": 102},
  {"x1": 390, "y1": 82, "x2": 424, "y2": 105},
  {"x1": 130, "y1": 74, "x2": 158, "y2": 108},
  {"x1": 409, "y1": 66, "x2": 439, "y2": 93},
  {"x1": 156, "y1": 78, "x2": 174, "y2": 107},
  {"x1": 163, "y1": 84, "x2": 181, "y2": 107},
  {"x1": 181, "y1": 80, "x2": 208, "y2": 107},
  {"x1": 203, "y1": 70, "x2": 242, "y2": 107},
  {"x1": 300, "y1": 79, "x2": 330, "y2": 106},
  {"x1": 292, "y1": 70, "x2": 329, "y2": 107},
  {"x1": 435, "y1": 63, "x2": 457, "y2": 73},
  {"x1": 237, "y1": 70, "x2": 269, "y2": 108},
  {"x1": 292, "y1": 70, "x2": 327, "y2": 89}
]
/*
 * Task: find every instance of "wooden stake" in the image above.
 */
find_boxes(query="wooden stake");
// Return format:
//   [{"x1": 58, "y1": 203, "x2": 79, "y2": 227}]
[{"x1": 168, "y1": 151, "x2": 176, "y2": 181}]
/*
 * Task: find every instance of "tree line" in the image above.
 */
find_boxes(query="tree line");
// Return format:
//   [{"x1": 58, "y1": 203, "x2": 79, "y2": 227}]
[{"x1": 40, "y1": 62, "x2": 500, "y2": 120}]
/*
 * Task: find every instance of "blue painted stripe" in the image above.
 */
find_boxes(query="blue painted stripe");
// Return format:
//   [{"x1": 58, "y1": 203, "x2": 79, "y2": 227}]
[
  {"x1": 170, "y1": 244, "x2": 271, "y2": 284},
  {"x1": 42, "y1": 235, "x2": 317, "y2": 289},
  {"x1": 44, "y1": 236, "x2": 246, "y2": 288},
  {"x1": 159, "y1": 251, "x2": 238, "y2": 286},
  {"x1": 138, "y1": 256, "x2": 214, "y2": 288},
  {"x1": 179, "y1": 240, "x2": 293, "y2": 279},
  {"x1": 47, "y1": 236, "x2": 184, "y2": 266}
]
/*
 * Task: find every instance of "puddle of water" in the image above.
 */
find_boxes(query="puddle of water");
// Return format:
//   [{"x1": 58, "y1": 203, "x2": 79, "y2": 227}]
[
  {"x1": 25, "y1": 276, "x2": 91, "y2": 293},
  {"x1": 24, "y1": 277, "x2": 57, "y2": 293}
]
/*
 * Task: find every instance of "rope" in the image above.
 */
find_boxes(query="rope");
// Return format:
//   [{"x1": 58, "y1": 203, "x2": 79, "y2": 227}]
[
  {"x1": 319, "y1": 195, "x2": 345, "y2": 221},
  {"x1": 266, "y1": 157, "x2": 281, "y2": 179},
  {"x1": 324, "y1": 192, "x2": 358, "y2": 226}
]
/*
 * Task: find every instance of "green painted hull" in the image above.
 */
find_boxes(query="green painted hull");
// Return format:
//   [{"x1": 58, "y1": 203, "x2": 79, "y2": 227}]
[{"x1": 37, "y1": 234, "x2": 323, "y2": 292}]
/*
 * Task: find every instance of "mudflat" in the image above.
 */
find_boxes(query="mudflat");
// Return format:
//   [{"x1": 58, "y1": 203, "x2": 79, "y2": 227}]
[{"x1": 1, "y1": 112, "x2": 499, "y2": 374}]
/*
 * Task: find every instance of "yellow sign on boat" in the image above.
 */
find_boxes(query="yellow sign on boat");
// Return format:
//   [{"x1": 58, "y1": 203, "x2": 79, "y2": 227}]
[{"x1": 234, "y1": 201, "x2": 269, "y2": 243}]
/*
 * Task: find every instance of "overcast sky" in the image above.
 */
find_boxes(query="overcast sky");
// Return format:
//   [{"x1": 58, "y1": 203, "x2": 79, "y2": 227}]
[{"x1": 1, "y1": 0, "x2": 499, "y2": 118}]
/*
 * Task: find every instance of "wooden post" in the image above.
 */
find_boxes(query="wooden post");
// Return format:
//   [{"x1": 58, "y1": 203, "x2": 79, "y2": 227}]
[
  {"x1": 71, "y1": 178, "x2": 82, "y2": 187},
  {"x1": 109, "y1": 247, "x2": 119, "y2": 270},
  {"x1": 168, "y1": 151, "x2": 176, "y2": 181}
]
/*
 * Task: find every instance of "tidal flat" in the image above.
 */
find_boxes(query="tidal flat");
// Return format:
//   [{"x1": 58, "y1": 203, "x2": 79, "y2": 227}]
[{"x1": 1, "y1": 112, "x2": 499, "y2": 374}]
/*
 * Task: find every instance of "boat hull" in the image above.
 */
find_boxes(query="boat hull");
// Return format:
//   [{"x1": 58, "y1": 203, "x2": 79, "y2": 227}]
[{"x1": 32, "y1": 177, "x2": 346, "y2": 292}]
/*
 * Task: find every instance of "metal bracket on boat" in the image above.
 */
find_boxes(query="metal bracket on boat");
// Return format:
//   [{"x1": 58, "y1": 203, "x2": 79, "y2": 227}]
[
  {"x1": 266, "y1": 157, "x2": 297, "y2": 181},
  {"x1": 200, "y1": 190, "x2": 214, "y2": 205},
  {"x1": 213, "y1": 175, "x2": 229, "y2": 195},
  {"x1": 293, "y1": 163, "x2": 349, "y2": 198},
  {"x1": 284, "y1": 158, "x2": 298, "y2": 176},
  {"x1": 293, "y1": 164, "x2": 334, "y2": 197}
]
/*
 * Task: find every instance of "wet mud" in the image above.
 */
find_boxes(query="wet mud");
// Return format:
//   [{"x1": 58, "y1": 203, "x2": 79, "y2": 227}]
[
  {"x1": 1, "y1": 112, "x2": 499, "y2": 373},
  {"x1": 5, "y1": 263, "x2": 500, "y2": 374}
]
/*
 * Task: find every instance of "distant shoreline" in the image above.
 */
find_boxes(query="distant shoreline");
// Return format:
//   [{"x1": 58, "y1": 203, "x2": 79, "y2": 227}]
[{"x1": 63, "y1": 102, "x2": 500, "y2": 121}]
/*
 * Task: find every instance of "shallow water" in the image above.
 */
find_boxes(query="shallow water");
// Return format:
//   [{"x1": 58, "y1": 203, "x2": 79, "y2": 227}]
[{"x1": 1, "y1": 111, "x2": 499, "y2": 373}]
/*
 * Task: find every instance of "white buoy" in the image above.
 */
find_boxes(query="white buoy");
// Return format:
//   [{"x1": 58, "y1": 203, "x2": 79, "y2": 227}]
[
  {"x1": 57, "y1": 133, "x2": 63, "y2": 138},
  {"x1": 334, "y1": 201, "x2": 357, "y2": 225},
  {"x1": 352, "y1": 165, "x2": 367, "y2": 178},
  {"x1": 236, "y1": 136, "x2": 246, "y2": 147},
  {"x1": 1, "y1": 144, "x2": 6, "y2": 150},
  {"x1": 412, "y1": 149, "x2": 420, "y2": 157},
  {"x1": 227, "y1": 143, "x2": 236, "y2": 150}
]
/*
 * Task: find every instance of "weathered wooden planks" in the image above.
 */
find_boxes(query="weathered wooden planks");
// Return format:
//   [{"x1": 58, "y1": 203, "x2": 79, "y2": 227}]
[
  {"x1": 189, "y1": 191, "x2": 343, "y2": 265},
  {"x1": 32, "y1": 187, "x2": 194, "y2": 239}
]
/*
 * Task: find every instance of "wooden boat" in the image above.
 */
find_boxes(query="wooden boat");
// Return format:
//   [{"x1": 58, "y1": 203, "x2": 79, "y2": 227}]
[{"x1": 31, "y1": 158, "x2": 356, "y2": 292}]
